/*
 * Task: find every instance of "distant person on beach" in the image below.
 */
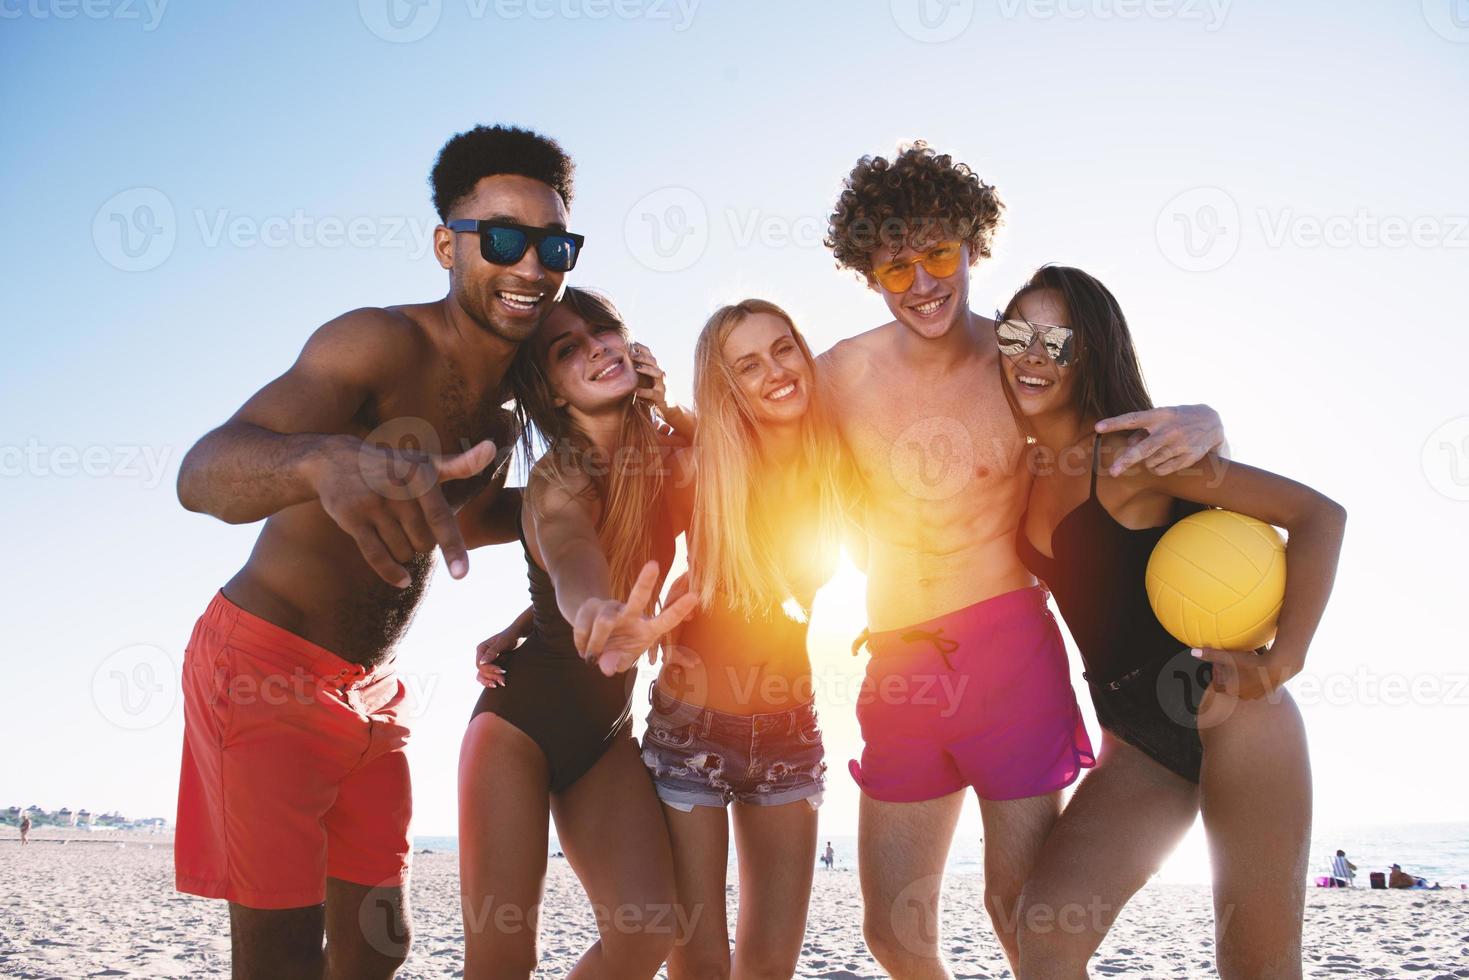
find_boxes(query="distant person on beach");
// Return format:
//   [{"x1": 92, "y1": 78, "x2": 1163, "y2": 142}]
[
  {"x1": 998, "y1": 266, "x2": 1345, "y2": 979},
  {"x1": 173, "y1": 124, "x2": 576, "y2": 979},
  {"x1": 820, "y1": 142, "x2": 1224, "y2": 976},
  {"x1": 1389, "y1": 864, "x2": 1421, "y2": 889},
  {"x1": 824, "y1": 842, "x2": 836, "y2": 870},
  {"x1": 1332, "y1": 849, "x2": 1357, "y2": 887},
  {"x1": 19, "y1": 813, "x2": 30, "y2": 845}
]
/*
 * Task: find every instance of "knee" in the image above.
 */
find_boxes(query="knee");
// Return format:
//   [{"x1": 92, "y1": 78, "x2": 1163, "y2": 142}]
[
  {"x1": 862, "y1": 913, "x2": 935, "y2": 974},
  {"x1": 1216, "y1": 936, "x2": 1300, "y2": 980},
  {"x1": 601, "y1": 926, "x2": 675, "y2": 975},
  {"x1": 668, "y1": 945, "x2": 730, "y2": 980},
  {"x1": 464, "y1": 942, "x2": 537, "y2": 980},
  {"x1": 328, "y1": 923, "x2": 411, "y2": 979},
  {"x1": 737, "y1": 952, "x2": 799, "y2": 980},
  {"x1": 984, "y1": 880, "x2": 1023, "y2": 946}
]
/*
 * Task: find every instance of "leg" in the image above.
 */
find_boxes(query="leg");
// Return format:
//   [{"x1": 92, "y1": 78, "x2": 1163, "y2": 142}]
[
  {"x1": 459, "y1": 713, "x2": 551, "y2": 980},
  {"x1": 662, "y1": 804, "x2": 732, "y2": 980},
  {"x1": 553, "y1": 735, "x2": 679, "y2": 979},
  {"x1": 1199, "y1": 690, "x2": 1310, "y2": 980},
  {"x1": 228, "y1": 904, "x2": 325, "y2": 980},
  {"x1": 977, "y1": 790, "x2": 1063, "y2": 973},
  {"x1": 858, "y1": 790, "x2": 965, "y2": 980},
  {"x1": 324, "y1": 879, "x2": 409, "y2": 980},
  {"x1": 729, "y1": 799, "x2": 819, "y2": 980},
  {"x1": 1015, "y1": 735, "x2": 1199, "y2": 980}
]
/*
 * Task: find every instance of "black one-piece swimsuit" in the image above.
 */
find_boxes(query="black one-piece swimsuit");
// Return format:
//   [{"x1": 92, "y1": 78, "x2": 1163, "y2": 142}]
[
  {"x1": 471, "y1": 498, "x2": 675, "y2": 793},
  {"x1": 1015, "y1": 436, "x2": 1214, "y2": 783}
]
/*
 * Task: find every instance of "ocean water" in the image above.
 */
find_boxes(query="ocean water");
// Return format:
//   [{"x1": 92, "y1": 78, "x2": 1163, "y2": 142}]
[{"x1": 418, "y1": 820, "x2": 1469, "y2": 888}]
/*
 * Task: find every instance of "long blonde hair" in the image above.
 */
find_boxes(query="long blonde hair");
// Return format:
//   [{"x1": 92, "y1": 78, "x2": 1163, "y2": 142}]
[
  {"x1": 689, "y1": 300, "x2": 845, "y2": 619},
  {"x1": 507, "y1": 287, "x2": 666, "y2": 604}
]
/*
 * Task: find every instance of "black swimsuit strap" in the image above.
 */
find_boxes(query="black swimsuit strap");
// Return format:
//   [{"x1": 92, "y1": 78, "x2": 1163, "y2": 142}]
[{"x1": 1089, "y1": 434, "x2": 1102, "y2": 498}]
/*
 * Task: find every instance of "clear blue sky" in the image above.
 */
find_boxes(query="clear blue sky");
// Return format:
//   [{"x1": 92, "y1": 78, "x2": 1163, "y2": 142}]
[{"x1": 4, "y1": 2, "x2": 1467, "y2": 866}]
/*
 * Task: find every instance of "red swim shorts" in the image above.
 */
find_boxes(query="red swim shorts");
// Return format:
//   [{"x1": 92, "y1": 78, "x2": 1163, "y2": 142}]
[
  {"x1": 175, "y1": 591, "x2": 412, "y2": 909},
  {"x1": 850, "y1": 586, "x2": 1094, "y2": 803}
]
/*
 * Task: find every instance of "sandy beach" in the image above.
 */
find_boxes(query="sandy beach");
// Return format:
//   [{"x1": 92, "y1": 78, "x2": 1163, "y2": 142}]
[{"x1": 3, "y1": 830, "x2": 1466, "y2": 978}]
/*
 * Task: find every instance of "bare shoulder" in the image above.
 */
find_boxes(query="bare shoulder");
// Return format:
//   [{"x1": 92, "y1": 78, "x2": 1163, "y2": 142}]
[
  {"x1": 817, "y1": 321, "x2": 898, "y2": 391},
  {"x1": 525, "y1": 457, "x2": 598, "y2": 527},
  {"x1": 297, "y1": 304, "x2": 432, "y2": 383}
]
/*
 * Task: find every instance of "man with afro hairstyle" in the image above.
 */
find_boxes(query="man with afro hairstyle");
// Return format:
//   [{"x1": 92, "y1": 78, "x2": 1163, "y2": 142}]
[
  {"x1": 174, "y1": 124, "x2": 581, "y2": 979},
  {"x1": 820, "y1": 141, "x2": 1225, "y2": 978}
]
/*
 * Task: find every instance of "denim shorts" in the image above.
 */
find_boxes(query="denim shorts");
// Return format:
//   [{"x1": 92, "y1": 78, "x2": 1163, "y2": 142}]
[{"x1": 640, "y1": 687, "x2": 827, "y2": 810}]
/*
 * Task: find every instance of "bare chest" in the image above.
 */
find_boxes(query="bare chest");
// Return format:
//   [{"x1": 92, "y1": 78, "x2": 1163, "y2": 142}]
[
  {"x1": 840, "y1": 370, "x2": 1026, "y2": 513},
  {"x1": 356, "y1": 364, "x2": 517, "y2": 508}
]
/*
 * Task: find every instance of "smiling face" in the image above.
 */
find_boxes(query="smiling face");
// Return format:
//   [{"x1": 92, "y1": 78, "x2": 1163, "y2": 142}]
[
  {"x1": 535, "y1": 301, "x2": 638, "y2": 416},
  {"x1": 721, "y1": 312, "x2": 813, "y2": 428},
  {"x1": 999, "y1": 289, "x2": 1082, "y2": 418},
  {"x1": 441, "y1": 173, "x2": 571, "y2": 344},
  {"x1": 868, "y1": 239, "x2": 972, "y2": 340}
]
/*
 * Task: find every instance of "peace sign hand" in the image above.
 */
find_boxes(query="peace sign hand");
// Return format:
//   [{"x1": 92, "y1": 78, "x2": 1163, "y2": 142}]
[{"x1": 571, "y1": 561, "x2": 700, "y2": 676}]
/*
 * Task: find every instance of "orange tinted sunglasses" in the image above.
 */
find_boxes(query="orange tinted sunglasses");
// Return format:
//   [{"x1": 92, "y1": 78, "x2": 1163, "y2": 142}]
[{"x1": 871, "y1": 241, "x2": 964, "y2": 293}]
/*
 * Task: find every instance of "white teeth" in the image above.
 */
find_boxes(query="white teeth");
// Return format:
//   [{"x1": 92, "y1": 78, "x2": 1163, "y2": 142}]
[
  {"x1": 591, "y1": 362, "x2": 621, "y2": 381},
  {"x1": 767, "y1": 382, "x2": 796, "y2": 400},
  {"x1": 497, "y1": 290, "x2": 541, "y2": 309},
  {"x1": 1018, "y1": 375, "x2": 1052, "y2": 386},
  {"x1": 913, "y1": 296, "x2": 947, "y2": 315}
]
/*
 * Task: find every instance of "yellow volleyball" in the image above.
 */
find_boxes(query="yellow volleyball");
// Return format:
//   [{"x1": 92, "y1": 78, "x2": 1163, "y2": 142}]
[{"x1": 1146, "y1": 510, "x2": 1286, "y2": 650}]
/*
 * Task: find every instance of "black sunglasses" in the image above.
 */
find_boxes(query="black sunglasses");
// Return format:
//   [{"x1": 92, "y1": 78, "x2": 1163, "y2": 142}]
[{"x1": 445, "y1": 220, "x2": 585, "y2": 272}]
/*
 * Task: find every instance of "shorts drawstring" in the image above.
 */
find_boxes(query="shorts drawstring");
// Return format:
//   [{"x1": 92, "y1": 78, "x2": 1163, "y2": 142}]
[{"x1": 900, "y1": 628, "x2": 959, "y2": 670}]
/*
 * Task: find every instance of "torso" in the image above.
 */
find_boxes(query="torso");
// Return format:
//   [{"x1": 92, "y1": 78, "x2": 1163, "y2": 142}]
[
  {"x1": 1016, "y1": 432, "x2": 1201, "y2": 683},
  {"x1": 222, "y1": 302, "x2": 518, "y2": 667},
  {"x1": 657, "y1": 458, "x2": 838, "y2": 714},
  {"x1": 820, "y1": 317, "x2": 1035, "y2": 631}
]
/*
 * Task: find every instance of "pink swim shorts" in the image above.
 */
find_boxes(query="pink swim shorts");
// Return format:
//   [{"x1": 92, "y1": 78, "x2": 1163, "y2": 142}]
[{"x1": 849, "y1": 586, "x2": 1094, "y2": 803}]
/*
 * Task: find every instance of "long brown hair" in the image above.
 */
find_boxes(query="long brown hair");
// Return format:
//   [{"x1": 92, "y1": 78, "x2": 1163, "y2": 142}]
[
  {"x1": 507, "y1": 287, "x2": 665, "y2": 602},
  {"x1": 689, "y1": 299, "x2": 845, "y2": 620},
  {"x1": 999, "y1": 265, "x2": 1153, "y2": 435}
]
